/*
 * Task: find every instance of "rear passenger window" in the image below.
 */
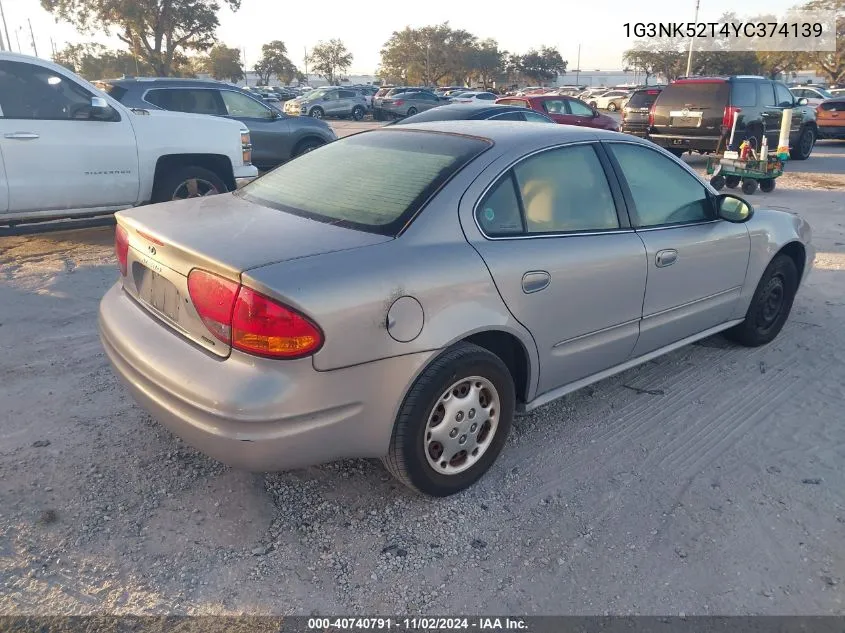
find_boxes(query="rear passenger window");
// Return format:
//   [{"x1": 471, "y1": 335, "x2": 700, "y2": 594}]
[
  {"x1": 758, "y1": 83, "x2": 776, "y2": 107},
  {"x1": 477, "y1": 175, "x2": 524, "y2": 236},
  {"x1": 731, "y1": 82, "x2": 757, "y2": 107},
  {"x1": 491, "y1": 111, "x2": 525, "y2": 121},
  {"x1": 608, "y1": 143, "x2": 711, "y2": 227},
  {"x1": 145, "y1": 89, "x2": 224, "y2": 116},
  {"x1": 339, "y1": 90, "x2": 356, "y2": 98}
]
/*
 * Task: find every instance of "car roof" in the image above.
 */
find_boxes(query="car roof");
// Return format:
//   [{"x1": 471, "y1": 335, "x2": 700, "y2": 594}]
[
  {"x1": 386, "y1": 119, "x2": 620, "y2": 146},
  {"x1": 393, "y1": 104, "x2": 539, "y2": 123},
  {"x1": 109, "y1": 77, "x2": 237, "y2": 89}
]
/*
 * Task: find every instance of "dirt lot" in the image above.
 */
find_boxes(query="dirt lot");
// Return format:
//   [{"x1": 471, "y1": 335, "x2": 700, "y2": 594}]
[{"x1": 1, "y1": 138, "x2": 844, "y2": 615}]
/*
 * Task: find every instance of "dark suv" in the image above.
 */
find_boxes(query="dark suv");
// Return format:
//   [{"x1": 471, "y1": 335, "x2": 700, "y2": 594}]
[
  {"x1": 99, "y1": 78, "x2": 336, "y2": 171},
  {"x1": 620, "y1": 87, "x2": 662, "y2": 137},
  {"x1": 648, "y1": 76, "x2": 818, "y2": 160}
]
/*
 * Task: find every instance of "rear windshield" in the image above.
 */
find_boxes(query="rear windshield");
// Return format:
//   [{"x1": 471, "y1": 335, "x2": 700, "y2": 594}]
[
  {"x1": 238, "y1": 131, "x2": 491, "y2": 236},
  {"x1": 393, "y1": 106, "x2": 476, "y2": 123},
  {"x1": 819, "y1": 100, "x2": 845, "y2": 111},
  {"x1": 658, "y1": 81, "x2": 730, "y2": 108},
  {"x1": 626, "y1": 90, "x2": 661, "y2": 108}
]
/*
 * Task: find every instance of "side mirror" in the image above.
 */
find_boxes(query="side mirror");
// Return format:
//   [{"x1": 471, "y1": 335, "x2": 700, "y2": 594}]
[
  {"x1": 716, "y1": 193, "x2": 753, "y2": 223},
  {"x1": 90, "y1": 96, "x2": 113, "y2": 119},
  {"x1": 797, "y1": 97, "x2": 809, "y2": 106}
]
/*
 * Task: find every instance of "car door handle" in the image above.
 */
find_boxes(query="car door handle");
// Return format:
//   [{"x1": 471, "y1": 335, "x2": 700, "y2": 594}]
[
  {"x1": 522, "y1": 271, "x2": 551, "y2": 294},
  {"x1": 4, "y1": 132, "x2": 40, "y2": 140},
  {"x1": 655, "y1": 249, "x2": 678, "y2": 267}
]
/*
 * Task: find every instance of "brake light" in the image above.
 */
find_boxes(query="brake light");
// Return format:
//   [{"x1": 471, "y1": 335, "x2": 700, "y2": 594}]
[
  {"x1": 232, "y1": 286, "x2": 323, "y2": 358},
  {"x1": 187, "y1": 269, "x2": 239, "y2": 344},
  {"x1": 186, "y1": 269, "x2": 323, "y2": 358},
  {"x1": 722, "y1": 106, "x2": 742, "y2": 128},
  {"x1": 115, "y1": 225, "x2": 129, "y2": 276},
  {"x1": 648, "y1": 103, "x2": 656, "y2": 127},
  {"x1": 394, "y1": 99, "x2": 405, "y2": 106}
]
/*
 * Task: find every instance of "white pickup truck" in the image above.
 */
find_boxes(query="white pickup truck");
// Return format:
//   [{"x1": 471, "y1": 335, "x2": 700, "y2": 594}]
[{"x1": 0, "y1": 52, "x2": 258, "y2": 224}]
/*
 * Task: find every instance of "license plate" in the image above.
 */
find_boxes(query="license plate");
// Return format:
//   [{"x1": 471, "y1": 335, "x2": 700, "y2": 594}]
[
  {"x1": 138, "y1": 268, "x2": 181, "y2": 323},
  {"x1": 672, "y1": 139, "x2": 686, "y2": 145}
]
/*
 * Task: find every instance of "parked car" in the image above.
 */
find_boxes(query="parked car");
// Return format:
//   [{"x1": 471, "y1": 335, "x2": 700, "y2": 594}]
[
  {"x1": 102, "y1": 78, "x2": 336, "y2": 171},
  {"x1": 283, "y1": 86, "x2": 369, "y2": 120},
  {"x1": 621, "y1": 87, "x2": 663, "y2": 137},
  {"x1": 816, "y1": 98, "x2": 845, "y2": 139},
  {"x1": 388, "y1": 103, "x2": 555, "y2": 124},
  {"x1": 649, "y1": 76, "x2": 818, "y2": 160},
  {"x1": 830, "y1": 88, "x2": 845, "y2": 97},
  {"x1": 790, "y1": 85, "x2": 834, "y2": 107},
  {"x1": 590, "y1": 90, "x2": 631, "y2": 112},
  {"x1": 0, "y1": 53, "x2": 257, "y2": 225},
  {"x1": 372, "y1": 87, "x2": 428, "y2": 119},
  {"x1": 378, "y1": 89, "x2": 445, "y2": 118},
  {"x1": 495, "y1": 95, "x2": 619, "y2": 131},
  {"x1": 99, "y1": 120, "x2": 813, "y2": 496},
  {"x1": 450, "y1": 91, "x2": 498, "y2": 104}
]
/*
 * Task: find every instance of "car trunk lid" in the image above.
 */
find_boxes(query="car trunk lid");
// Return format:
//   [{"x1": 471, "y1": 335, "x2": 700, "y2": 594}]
[{"x1": 116, "y1": 194, "x2": 392, "y2": 357}]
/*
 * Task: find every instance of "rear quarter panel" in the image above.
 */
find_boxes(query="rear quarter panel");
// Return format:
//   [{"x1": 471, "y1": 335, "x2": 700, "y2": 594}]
[{"x1": 731, "y1": 208, "x2": 814, "y2": 319}]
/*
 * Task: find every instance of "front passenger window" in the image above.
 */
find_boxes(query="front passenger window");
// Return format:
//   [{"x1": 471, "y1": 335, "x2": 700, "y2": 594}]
[{"x1": 608, "y1": 143, "x2": 712, "y2": 227}]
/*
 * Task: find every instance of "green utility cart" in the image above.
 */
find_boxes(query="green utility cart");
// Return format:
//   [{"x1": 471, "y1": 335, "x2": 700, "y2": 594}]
[{"x1": 706, "y1": 155, "x2": 784, "y2": 195}]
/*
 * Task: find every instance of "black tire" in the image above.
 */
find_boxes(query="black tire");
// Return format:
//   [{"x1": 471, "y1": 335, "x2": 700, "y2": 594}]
[
  {"x1": 382, "y1": 342, "x2": 515, "y2": 497},
  {"x1": 710, "y1": 174, "x2": 726, "y2": 190},
  {"x1": 760, "y1": 178, "x2": 776, "y2": 193},
  {"x1": 293, "y1": 137, "x2": 325, "y2": 157},
  {"x1": 790, "y1": 125, "x2": 815, "y2": 160},
  {"x1": 608, "y1": 102, "x2": 618, "y2": 112},
  {"x1": 741, "y1": 178, "x2": 758, "y2": 195},
  {"x1": 352, "y1": 106, "x2": 365, "y2": 121},
  {"x1": 725, "y1": 254, "x2": 798, "y2": 347},
  {"x1": 309, "y1": 106, "x2": 324, "y2": 119},
  {"x1": 589, "y1": 101, "x2": 597, "y2": 108},
  {"x1": 406, "y1": 106, "x2": 418, "y2": 116},
  {"x1": 725, "y1": 175, "x2": 741, "y2": 189},
  {"x1": 152, "y1": 165, "x2": 227, "y2": 203}
]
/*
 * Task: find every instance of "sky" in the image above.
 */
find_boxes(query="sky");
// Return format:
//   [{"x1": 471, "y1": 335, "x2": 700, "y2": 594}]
[{"x1": 0, "y1": 0, "x2": 805, "y2": 75}]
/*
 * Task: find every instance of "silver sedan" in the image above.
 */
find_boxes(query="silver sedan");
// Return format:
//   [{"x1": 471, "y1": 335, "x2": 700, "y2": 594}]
[{"x1": 99, "y1": 122, "x2": 813, "y2": 496}]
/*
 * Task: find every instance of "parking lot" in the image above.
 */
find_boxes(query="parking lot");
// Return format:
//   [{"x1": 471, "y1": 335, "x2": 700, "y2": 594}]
[{"x1": 1, "y1": 121, "x2": 844, "y2": 614}]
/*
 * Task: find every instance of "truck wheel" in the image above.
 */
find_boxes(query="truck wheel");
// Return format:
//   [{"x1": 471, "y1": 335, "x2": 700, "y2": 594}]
[
  {"x1": 741, "y1": 179, "x2": 758, "y2": 195},
  {"x1": 153, "y1": 166, "x2": 227, "y2": 203},
  {"x1": 352, "y1": 106, "x2": 365, "y2": 121},
  {"x1": 710, "y1": 174, "x2": 726, "y2": 190},
  {"x1": 309, "y1": 106, "x2": 324, "y2": 119},
  {"x1": 760, "y1": 178, "x2": 776, "y2": 193},
  {"x1": 790, "y1": 126, "x2": 815, "y2": 160},
  {"x1": 293, "y1": 138, "x2": 325, "y2": 157},
  {"x1": 725, "y1": 175, "x2": 741, "y2": 188},
  {"x1": 382, "y1": 342, "x2": 514, "y2": 497}
]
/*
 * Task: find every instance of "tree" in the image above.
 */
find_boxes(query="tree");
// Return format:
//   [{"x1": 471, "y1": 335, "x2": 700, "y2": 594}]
[
  {"x1": 53, "y1": 42, "x2": 152, "y2": 79},
  {"x1": 468, "y1": 39, "x2": 505, "y2": 88},
  {"x1": 308, "y1": 39, "x2": 352, "y2": 85},
  {"x1": 622, "y1": 39, "x2": 686, "y2": 82},
  {"x1": 254, "y1": 40, "x2": 297, "y2": 85},
  {"x1": 801, "y1": 0, "x2": 845, "y2": 84},
  {"x1": 198, "y1": 44, "x2": 243, "y2": 82},
  {"x1": 514, "y1": 46, "x2": 567, "y2": 84},
  {"x1": 41, "y1": 0, "x2": 240, "y2": 76},
  {"x1": 379, "y1": 23, "x2": 478, "y2": 86}
]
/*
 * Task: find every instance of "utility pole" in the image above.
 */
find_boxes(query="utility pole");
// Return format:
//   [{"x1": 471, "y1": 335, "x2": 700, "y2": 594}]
[
  {"x1": 575, "y1": 44, "x2": 581, "y2": 85},
  {"x1": 0, "y1": 0, "x2": 10, "y2": 53},
  {"x1": 242, "y1": 47, "x2": 248, "y2": 86},
  {"x1": 303, "y1": 46, "x2": 308, "y2": 84},
  {"x1": 15, "y1": 26, "x2": 21, "y2": 53},
  {"x1": 685, "y1": 0, "x2": 700, "y2": 77},
  {"x1": 28, "y1": 18, "x2": 37, "y2": 56}
]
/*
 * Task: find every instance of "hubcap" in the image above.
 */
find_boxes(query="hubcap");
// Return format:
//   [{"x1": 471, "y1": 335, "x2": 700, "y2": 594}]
[
  {"x1": 424, "y1": 376, "x2": 500, "y2": 476},
  {"x1": 757, "y1": 275, "x2": 785, "y2": 328},
  {"x1": 311, "y1": 109, "x2": 322, "y2": 119},
  {"x1": 172, "y1": 178, "x2": 218, "y2": 200}
]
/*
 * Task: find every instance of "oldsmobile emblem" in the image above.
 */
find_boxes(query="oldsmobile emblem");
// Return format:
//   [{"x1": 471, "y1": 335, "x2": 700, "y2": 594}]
[
  {"x1": 681, "y1": 107, "x2": 690, "y2": 118},
  {"x1": 148, "y1": 245, "x2": 157, "y2": 256}
]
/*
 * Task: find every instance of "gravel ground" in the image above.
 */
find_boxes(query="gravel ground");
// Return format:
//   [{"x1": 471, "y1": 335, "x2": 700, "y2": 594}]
[{"x1": 0, "y1": 141, "x2": 844, "y2": 615}]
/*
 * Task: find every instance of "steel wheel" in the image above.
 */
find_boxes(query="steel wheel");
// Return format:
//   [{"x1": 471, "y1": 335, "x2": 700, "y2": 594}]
[
  {"x1": 424, "y1": 376, "x2": 500, "y2": 476},
  {"x1": 756, "y1": 275, "x2": 786, "y2": 330},
  {"x1": 171, "y1": 178, "x2": 219, "y2": 200}
]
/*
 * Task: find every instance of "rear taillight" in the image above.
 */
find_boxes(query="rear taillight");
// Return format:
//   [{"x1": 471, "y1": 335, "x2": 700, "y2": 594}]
[
  {"x1": 722, "y1": 105, "x2": 742, "y2": 128},
  {"x1": 394, "y1": 99, "x2": 405, "y2": 106},
  {"x1": 232, "y1": 286, "x2": 323, "y2": 358},
  {"x1": 648, "y1": 103, "x2": 655, "y2": 127},
  {"x1": 188, "y1": 269, "x2": 239, "y2": 344},
  {"x1": 187, "y1": 269, "x2": 322, "y2": 359},
  {"x1": 115, "y1": 225, "x2": 129, "y2": 276}
]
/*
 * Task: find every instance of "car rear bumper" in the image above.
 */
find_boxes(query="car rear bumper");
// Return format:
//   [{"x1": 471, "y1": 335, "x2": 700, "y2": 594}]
[
  {"x1": 818, "y1": 125, "x2": 845, "y2": 139},
  {"x1": 649, "y1": 134, "x2": 721, "y2": 152},
  {"x1": 99, "y1": 283, "x2": 433, "y2": 471}
]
